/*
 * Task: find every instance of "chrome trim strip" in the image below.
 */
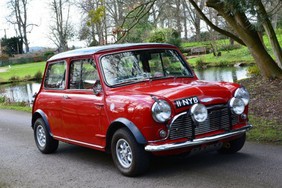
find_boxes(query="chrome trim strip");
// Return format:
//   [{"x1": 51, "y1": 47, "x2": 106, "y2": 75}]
[
  {"x1": 53, "y1": 136, "x2": 104, "y2": 149},
  {"x1": 145, "y1": 124, "x2": 252, "y2": 152}
]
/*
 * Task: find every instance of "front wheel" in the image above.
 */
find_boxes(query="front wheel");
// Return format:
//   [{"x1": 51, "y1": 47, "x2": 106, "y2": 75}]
[
  {"x1": 218, "y1": 133, "x2": 246, "y2": 154},
  {"x1": 34, "y1": 118, "x2": 59, "y2": 154},
  {"x1": 111, "y1": 128, "x2": 150, "y2": 176}
]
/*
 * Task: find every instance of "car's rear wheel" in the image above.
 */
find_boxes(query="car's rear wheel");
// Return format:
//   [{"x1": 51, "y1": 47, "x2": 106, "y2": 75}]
[
  {"x1": 34, "y1": 118, "x2": 59, "y2": 154},
  {"x1": 218, "y1": 133, "x2": 246, "y2": 154},
  {"x1": 111, "y1": 128, "x2": 150, "y2": 176}
]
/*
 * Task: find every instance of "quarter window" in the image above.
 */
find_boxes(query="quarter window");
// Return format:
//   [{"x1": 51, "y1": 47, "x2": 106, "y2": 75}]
[{"x1": 44, "y1": 61, "x2": 66, "y2": 89}]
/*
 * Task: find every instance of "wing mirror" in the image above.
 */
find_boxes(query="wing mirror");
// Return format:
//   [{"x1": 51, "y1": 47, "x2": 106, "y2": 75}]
[{"x1": 93, "y1": 80, "x2": 102, "y2": 95}]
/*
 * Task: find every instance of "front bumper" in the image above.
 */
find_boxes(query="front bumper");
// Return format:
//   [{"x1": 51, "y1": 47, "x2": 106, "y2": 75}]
[{"x1": 145, "y1": 124, "x2": 252, "y2": 152}]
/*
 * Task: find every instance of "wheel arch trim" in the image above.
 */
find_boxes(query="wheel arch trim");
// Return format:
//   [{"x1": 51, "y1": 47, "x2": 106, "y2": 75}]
[
  {"x1": 32, "y1": 109, "x2": 53, "y2": 137},
  {"x1": 106, "y1": 118, "x2": 147, "y2": 151}
]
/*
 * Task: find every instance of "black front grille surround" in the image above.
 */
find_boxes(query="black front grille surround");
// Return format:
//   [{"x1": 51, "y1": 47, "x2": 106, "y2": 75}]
[{"x1": 168, "y1": 105, "x2": 239, "y2": 140}]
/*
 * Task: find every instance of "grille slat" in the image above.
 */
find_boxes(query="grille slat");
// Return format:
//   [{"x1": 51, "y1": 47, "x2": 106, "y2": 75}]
[{"x1": 169, "y1": 107, "x2": 239, "y2": 140}]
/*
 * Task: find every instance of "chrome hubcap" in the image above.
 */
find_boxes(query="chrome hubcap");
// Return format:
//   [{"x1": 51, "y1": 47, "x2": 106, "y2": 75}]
[
  {"x1": 116, "y1": 139, "x2": 132, "y2": 168},
  {"x1": 36, "y1": 125, "x2": 46, "y2": 147}
]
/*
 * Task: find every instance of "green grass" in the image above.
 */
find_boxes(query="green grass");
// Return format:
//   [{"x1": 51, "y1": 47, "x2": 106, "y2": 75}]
[
  {"x1": 247, "y1": 115, "x2": 282, "y2": 144},
  {"x1": 0, "y1": 61, "x2": 46, "y2": 83},
  {"x1": 0, "y1": 103, "x2": 32, "y2": 112},
  {"x1": 187, "y1": 46, "x2": 254, "y2": 67},
  {"x1": 183, "y1": 29, "x2": 282, "y2": 68}
]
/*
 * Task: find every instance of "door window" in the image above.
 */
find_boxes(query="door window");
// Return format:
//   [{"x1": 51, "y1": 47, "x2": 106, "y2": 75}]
[{"x1": 69, "y1": 59, "x2": 98, "y2": 89}]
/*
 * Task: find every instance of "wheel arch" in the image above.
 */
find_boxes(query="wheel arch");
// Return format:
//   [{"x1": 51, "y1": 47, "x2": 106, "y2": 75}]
[
  {"x1": 32, "y1": 109, "x2": 53, "y2": 137},
  {"x1": 106, "y1": 118, "x2": 147, "y2": 153}
]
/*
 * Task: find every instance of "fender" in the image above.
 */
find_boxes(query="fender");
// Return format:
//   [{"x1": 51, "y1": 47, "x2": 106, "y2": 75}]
[
  {"x1": 109, "y1": 118, "x2": 147, "y2": 144},
  {"x1": 32, "y1": 109, "x2": 53, "y2": 137}
]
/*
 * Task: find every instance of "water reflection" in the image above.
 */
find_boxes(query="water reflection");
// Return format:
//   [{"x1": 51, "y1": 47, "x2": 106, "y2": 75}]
[
  {"x1": 0, "y1": 66, "x2": 250, "y2": 104},
  {"x1": 194, "y1": 66, "x2": 250, "y2": 82},
  {"x1": 0, "y1": 82, "x2": 41, "y2": 105}
]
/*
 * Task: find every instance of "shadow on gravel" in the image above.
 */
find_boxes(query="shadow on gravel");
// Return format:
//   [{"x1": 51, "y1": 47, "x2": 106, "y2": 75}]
[
  {"x1": 55, "y1": 143, "x2": 113, "y2": 168},
  {"x1": 51, "y1": 142, "x2": 253, "y2": 177},
  {"x1": 147, "y1": 151, "x2": 252, "y2": 177}
]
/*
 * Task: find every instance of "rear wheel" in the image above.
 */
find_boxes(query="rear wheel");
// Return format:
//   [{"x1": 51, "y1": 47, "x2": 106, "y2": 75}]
[
  {"x1": 111, "y1": 128, "x2": 150, "y2": 176},
  {"x1": 218, "y1": 133, "x2": 246, "y2": 154},
  {"x1": 34, "y1": 118, "x2": 59, "y2": 154}
]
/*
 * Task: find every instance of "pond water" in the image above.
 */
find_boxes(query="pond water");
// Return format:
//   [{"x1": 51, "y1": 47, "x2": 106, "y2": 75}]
[
  {"x1": 195, "y1": 66, "x2": 250, "y2": 82},
  {"x1": 0, "y1": 66, "x2": 250, "y2": 105}
]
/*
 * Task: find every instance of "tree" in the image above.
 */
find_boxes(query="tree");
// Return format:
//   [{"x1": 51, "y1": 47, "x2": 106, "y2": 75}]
[
  {"x1": 6, "y1": 0, "x2": 37, "y2": 53},
  {"x1": 182, "y1": 0, "x2": 205, "y2": 41},
  {"x1": 114, "y1": 0, "x2": 156, "y2": 43},
  {"x1": 255, "y1": 0, "x2": 282, "y2": 69},
  {"x1": 189, "y1": 0, "x2": 282, "y2": 79},
  {"x1": 49, "y1": 0, "x2": 74, "y2": 52},
  {"x1": 77, "y1": 0, "x2": 107, "y2": 46},
  {"x1": 1, "y1": 37, "x2": 23, "y2": 56}
]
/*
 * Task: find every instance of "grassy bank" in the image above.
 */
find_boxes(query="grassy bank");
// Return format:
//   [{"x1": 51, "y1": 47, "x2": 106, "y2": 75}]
[
  {"x1": 0, "y1": 61, "x2": 45, "y2": 84},
  {"x1": 247, "y1": 115, "x2": 282, "y2": 144},
  {"x1": 183, "y1": 29, "x2": 282, "y2": 68},
  {"x1": 0, "y1": 102, "x2": 32, "y2": 113}
]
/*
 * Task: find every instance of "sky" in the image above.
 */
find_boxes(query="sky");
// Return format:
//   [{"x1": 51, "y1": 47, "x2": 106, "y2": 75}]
[{"x1": 0, "y1": 0, "x2": 85, "y2": 48}]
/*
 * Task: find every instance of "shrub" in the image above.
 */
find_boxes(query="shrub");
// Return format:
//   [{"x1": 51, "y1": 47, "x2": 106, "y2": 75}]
[
  {"x1": 218, "y1": 44, "x2": 241, "y2": 52},
  {"x1": 24, "y1": 75, "x2": 32, "y2": 81},
  {"x1": 34, "y1": 71, "x2": 43, "y2": 80},
  {"x1": 0, "y1": 96, "x2": 5, "y2": 103},
  {"x1": 195, "y1": 59, "x2": 206, "y2": 69},
  {"x1": 146, "y1": 28, "x2": 181, "y2": 48},
  {"x1": 9, "y1": 76, "x2": 20, "y2": 82},
  {"x1": 44, "y1": 51, "x2": 55, "y2": 60},
  {"x1": 247, "y1": 65, "x2": 260, "y2": 76}
]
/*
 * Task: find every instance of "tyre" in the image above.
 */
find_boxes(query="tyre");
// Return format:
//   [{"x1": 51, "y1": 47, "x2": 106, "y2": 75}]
[
  {"x1": 111, "y1": 128, "x2": 150, "y2": 176},
  {"x1": 218, "y1": 133, "x2": 246, "y2": 154},
  {"x1": 34, "y1": 118, "x2": 59, "y2": 154}
]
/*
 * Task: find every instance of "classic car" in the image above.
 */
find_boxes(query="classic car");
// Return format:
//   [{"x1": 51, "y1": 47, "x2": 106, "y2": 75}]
[{"x1": 32, "y1": 43, "x2": 252, "y2": 176}]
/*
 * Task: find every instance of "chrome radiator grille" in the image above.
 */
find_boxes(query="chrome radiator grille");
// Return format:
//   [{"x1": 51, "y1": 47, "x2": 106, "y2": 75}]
[{"x1": 169, "y1": 107, "x2": 239, "y2": 140}]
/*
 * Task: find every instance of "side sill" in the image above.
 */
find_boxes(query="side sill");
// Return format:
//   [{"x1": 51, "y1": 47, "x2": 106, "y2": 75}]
[{"x1": 53, "y1": 136, "x2": 105, "y2": 150}]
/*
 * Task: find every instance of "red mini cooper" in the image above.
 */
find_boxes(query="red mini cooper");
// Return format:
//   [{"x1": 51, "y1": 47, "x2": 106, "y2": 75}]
[{"x1": 32, "y1": 43, "x2": 252, "y2": 176}]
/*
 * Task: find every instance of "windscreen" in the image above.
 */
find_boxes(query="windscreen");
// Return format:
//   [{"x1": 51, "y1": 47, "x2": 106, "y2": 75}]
[{"x1": 101, "y1": 49, "x2": 193, "y2": 86}]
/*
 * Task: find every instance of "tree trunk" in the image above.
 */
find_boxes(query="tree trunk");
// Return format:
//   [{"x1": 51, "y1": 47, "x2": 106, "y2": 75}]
[
  {"x1": 256, "y1": 0, "x2": 282, "y2": 69},
  {"x1": 206, "y1": 0, "x2": 282, "y2": 79}
]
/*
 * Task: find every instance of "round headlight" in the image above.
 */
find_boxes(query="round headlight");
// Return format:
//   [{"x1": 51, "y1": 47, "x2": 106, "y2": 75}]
[
  {"x1": 234, "y1": 87, "x2": 250, "y2": 105},
  {"x1": 230, "y1": 98, "x2": 245, "y2": 115},
  {"x1": 190, "y1": 104, "x2": 208, "y2": 123},
  {"x1": 152, "y1": 100, "x2": 171, "y2": 123}
]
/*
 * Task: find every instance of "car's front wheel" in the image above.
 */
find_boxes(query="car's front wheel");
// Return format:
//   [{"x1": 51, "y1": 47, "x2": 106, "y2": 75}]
[
  {"x1": 218, "y1": 133, "x2": 246, "y2": 154},
  {"x1": 111, "y1": 128, "x2": 150, "y2": 176},
  {"x1": 34, "y1": 118, "x2": 59, "y2": 154}
]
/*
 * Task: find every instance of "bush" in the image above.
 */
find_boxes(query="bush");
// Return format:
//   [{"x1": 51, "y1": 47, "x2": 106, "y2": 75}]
[
  {"x1": 34, "y1": 71, "x2": 43, "y2": 80},
  {"x1": 218, "y1": 44, "x2": 241, "y2": 52},
  {"x1": 146, "y1": 28, "x2": 181, "y2": 48},
  {"x1": 44, "y1": 51, "x2": 55, "y2": 60},
  {"x1": 24, "y1": 75, "x2": 32, "y2": 81},
  {"x1": 195, "y1": 59, "x2": 206, "y2": 69},
  {"x1": 0, "y1": 96, "x2": 5, "y2": 103},
  {"x1": 247, "y1": 65, "x2": 260, "y2": 76},
  {"x1": 9, "y1": 76, "x2": 20, "y2": 82}
]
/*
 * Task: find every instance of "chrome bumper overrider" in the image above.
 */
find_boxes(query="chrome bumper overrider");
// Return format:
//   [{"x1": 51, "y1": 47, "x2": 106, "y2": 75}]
[{"x1": 145, "y1": 124, "x2": 252, "y2": 152}]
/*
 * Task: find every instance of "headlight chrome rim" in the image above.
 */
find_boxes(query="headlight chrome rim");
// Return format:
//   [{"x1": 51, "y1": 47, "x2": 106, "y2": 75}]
[
  {"x1": 190, "y1": 103, "x2": 208, "y2": 123},
  {"x1": 229, "y1": 97, "x2": 245, "y2": 115},
  {"x1": 234, "y1": 87, "x2": 250, "y2": 105},
  {"x1": 152, "y1": 100, "x2": 172, "y2": 123}
]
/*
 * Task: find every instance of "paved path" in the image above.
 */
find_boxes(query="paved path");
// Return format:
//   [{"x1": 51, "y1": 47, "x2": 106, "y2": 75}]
[{"x1": 0, "y1": 109, "x2": 282, "y2": 188}]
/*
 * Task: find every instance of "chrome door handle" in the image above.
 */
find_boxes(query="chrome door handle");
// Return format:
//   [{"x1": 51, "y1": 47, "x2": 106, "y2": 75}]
[{"x1": 63, "y1": 95, "x2": 70, "y2": 99}]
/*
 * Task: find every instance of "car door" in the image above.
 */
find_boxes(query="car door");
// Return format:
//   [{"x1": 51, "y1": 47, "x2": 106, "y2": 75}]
[
  {"x1": 42, "y1": 60, "x2": 67, "y2": 138},
  {"x1": 61, "y1": 58, "x2": 105, "y2": 145}
]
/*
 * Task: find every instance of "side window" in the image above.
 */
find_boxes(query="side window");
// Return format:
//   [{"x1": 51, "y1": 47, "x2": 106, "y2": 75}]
[
  {"x1": 44, "y1": 61, "x2": 66, "y2": 89},
  {"x1": 69, "y1": 59, "x2": 98, "y2": 89}
]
